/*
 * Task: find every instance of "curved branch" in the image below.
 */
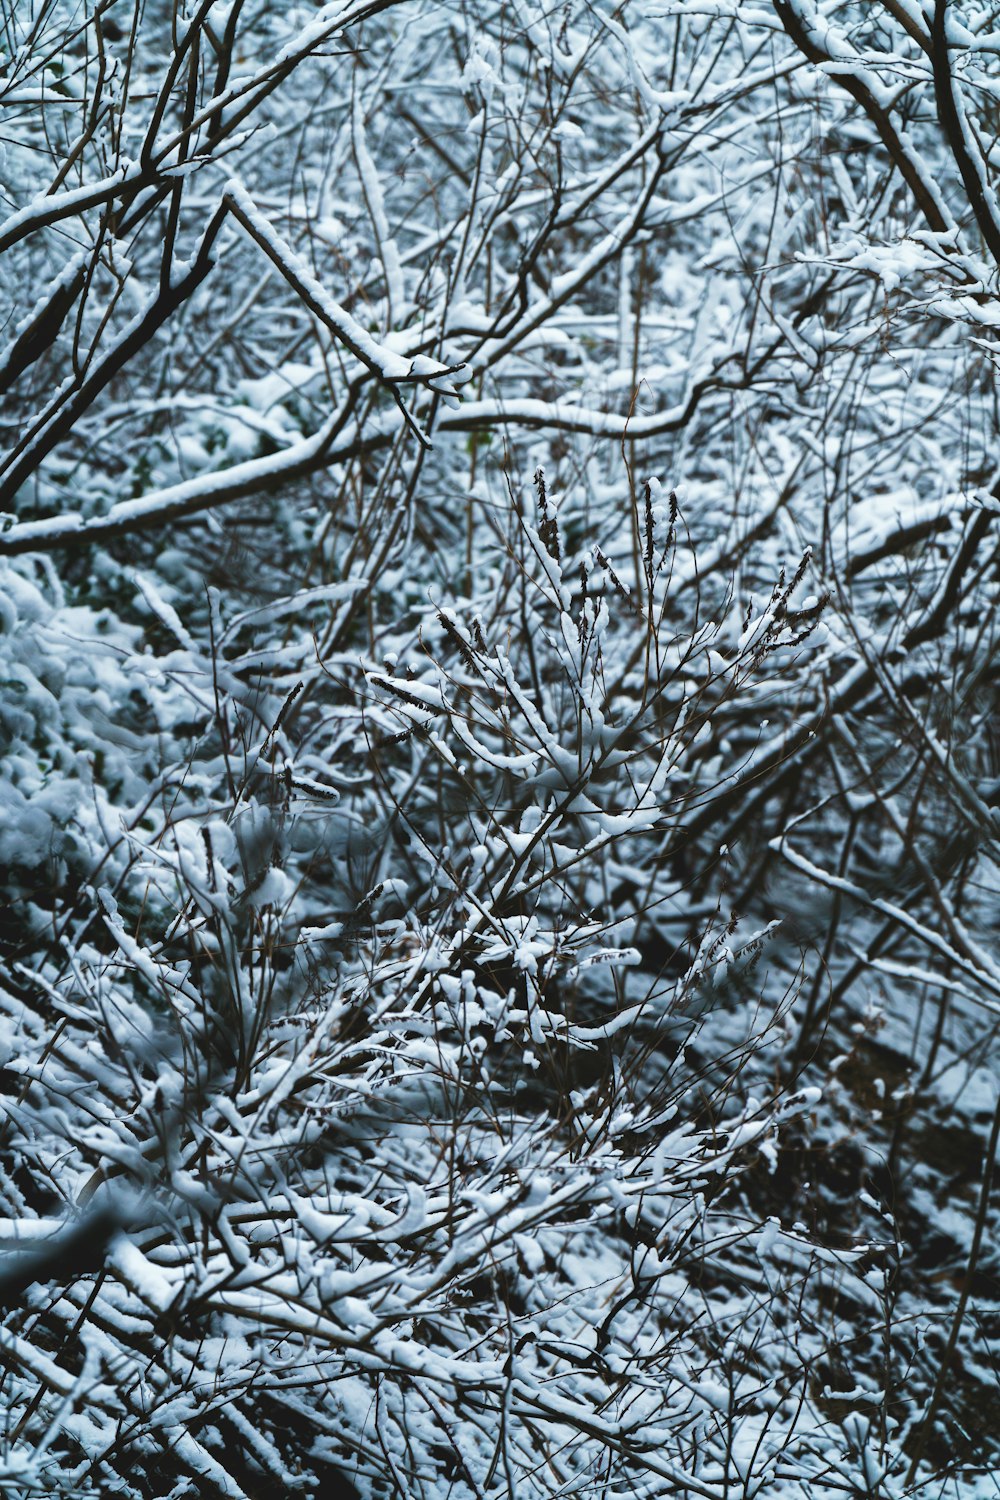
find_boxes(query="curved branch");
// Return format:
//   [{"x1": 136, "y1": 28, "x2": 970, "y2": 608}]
[
  {"x1": 0, "y1": 364, "x2": 773, "y2": 556},
  {"x1": 774, "y1": 0, "x2": 952, "y2": 235},
  {"x1": 931, "y1": 0, "x2": 1000, "y2": 268}
]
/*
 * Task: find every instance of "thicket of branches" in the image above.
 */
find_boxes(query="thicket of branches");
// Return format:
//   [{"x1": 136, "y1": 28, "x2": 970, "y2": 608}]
[{"x1": 0, "y1": 1, "x2": 999, "y2": 1495}]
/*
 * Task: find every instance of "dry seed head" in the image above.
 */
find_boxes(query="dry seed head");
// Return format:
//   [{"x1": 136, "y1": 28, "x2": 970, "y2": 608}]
[
  {"x1": 438, "y1": 611, "x2": 478, "y2": 670},
  {"x1": 534, "y1": 465, "x2": 561, "y2": 561}
]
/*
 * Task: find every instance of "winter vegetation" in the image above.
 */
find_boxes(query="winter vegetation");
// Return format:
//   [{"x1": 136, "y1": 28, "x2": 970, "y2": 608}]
[{"x1": 1, "y1": 0, "x2": 1000, "y2": 1494}]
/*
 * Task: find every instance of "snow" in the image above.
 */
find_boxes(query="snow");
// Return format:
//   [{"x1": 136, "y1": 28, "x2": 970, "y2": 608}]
[{"x1": 0, "y1": 0, "x2": 997, "y2": 1493}]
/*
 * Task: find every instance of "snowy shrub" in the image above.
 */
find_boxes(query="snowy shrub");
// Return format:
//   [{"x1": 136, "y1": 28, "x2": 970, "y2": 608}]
[
  {"x1": 1, "y1": 0, "x2": 1000, "y2": 1494},
  {"x1": 0, "y1": 488, "x2": 895, "y2": 1497}
]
